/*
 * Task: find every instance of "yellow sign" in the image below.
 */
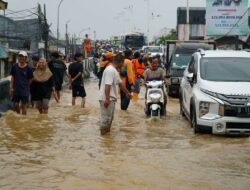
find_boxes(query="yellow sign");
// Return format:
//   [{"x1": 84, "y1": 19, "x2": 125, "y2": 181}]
[{"x1": 0, "y1": 0, "x2": 8, "y2": 10}]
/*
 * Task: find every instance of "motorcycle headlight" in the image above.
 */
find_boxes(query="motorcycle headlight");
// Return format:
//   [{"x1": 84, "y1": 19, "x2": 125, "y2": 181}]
[
  {"x1": 149, "y1": 93, "x2": 162, "y2": 102},
  {"x1": 171, "y1": 78, "x2": 179, "y2": 84},
  {"x1": 199, "y1": 102, "x2": 210, "y2": 117}
]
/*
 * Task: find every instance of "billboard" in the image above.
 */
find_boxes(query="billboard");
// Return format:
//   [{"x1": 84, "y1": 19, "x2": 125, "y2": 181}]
[
  {"x1": 0, "y1": 0, "x2": 8, "y2": 10},
  {"x1": 206, "y1": 0, "x2": 249, "y2": 36}
]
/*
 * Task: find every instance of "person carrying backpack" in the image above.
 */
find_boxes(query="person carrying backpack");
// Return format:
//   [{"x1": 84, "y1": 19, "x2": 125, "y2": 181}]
[{"x1": 119, "y1": 49, "x2": 135, "y2": 110}]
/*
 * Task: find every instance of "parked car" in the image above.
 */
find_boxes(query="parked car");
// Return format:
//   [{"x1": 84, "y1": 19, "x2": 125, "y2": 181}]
[{"x1": 180, "y1": 50, "x2": 250, "y2": 135}]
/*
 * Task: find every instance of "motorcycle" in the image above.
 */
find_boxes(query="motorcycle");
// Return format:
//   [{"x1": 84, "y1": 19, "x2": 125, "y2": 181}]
[{"x1": 145, "y1": 80, "x2": 166, "y2": 117}]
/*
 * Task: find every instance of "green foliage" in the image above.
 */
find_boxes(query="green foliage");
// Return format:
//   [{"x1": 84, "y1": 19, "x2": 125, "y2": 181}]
[{"x1": 157, "y1": 29, "x2": 177, "y2": 45}]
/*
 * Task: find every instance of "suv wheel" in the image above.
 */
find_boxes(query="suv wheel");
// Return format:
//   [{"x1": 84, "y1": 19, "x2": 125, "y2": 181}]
[{"x1": 191, "y1": 107, "x2": 200, "y2": 133}]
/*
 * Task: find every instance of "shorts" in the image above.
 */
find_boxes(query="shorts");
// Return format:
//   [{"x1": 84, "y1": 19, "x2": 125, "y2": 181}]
[
  {"x1": 30, "y1": 95, "x2": 36, "y2": 101},
  {"x1": 55, "y1": 83, "x2": 62, "y2": 91},
  {"x1": 99, "y1": 101, "x2": 115, "y2": 129},
  {"x1": 36, "y1": 99, "x2": 49, "y2": 110},
  {"x1": 84, "y1": 44, "x2": 91, "y2": 53},
  {"x1": 134, "y1": 78, "x2": 141, "y2": 93},
  {"x1": 72, "y1": 85, "x2": 86, "y2": 98},
  {"x1": 12, "y1": 95, "x2": 29, "y2": 105}
]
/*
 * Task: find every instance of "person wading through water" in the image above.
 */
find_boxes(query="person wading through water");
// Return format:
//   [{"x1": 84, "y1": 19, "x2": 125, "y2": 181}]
[
  {"x1": 48, "y1": 52, "x2": 70, "y2": 101},
  {"x1": 10, "y1": 51, "x2": 33, "y2": 115},
  {"x1": 32, "y1": 58, "x2": 59, "y2": 114},
  {"x1": 119, "y1": 49, "x2": 135, "y2": 110},
  {"x1": 132, "y1": 51, "x2": 145, "y2": 101},
  {"x1": 99, "y1": 53, "x2": 131, "y2": 135},
  {"x1": 68, "y1": 53, "x2": 87, "y2": 108}
]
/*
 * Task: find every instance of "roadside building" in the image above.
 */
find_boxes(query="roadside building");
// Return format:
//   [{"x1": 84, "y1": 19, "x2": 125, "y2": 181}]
[
  {"x1": 177, "y1": 7, "x2": 206, "y2": 40},
  {"x1": 177, "y1": 7, "x2": 250, "y2": 49},
  {"x1": 0, "y1": 44, "x2": 7, "y2": 78}
]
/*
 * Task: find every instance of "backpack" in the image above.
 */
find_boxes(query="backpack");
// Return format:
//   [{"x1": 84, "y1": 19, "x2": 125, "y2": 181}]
[
  {"x1": 97, "y1": 66, "x2": 106, "y2": 80},
  {"x1": 97, "y1": 61, "x2": 110, "y2": 80}
]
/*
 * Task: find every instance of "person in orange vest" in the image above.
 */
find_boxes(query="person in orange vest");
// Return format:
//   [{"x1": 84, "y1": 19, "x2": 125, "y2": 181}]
[
  {"x1": 83, "y1": 34, "x2": 91, "y2": 59},
  {"x1": 132, "y1": 51, "x2": 145, "y2": 101},
  {"x1": 120, "y1": 49, "x2": 135, "y2": 110}
]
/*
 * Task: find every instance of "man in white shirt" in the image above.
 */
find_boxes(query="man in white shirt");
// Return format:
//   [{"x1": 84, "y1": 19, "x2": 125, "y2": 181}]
[{"x1": 99, "y1": 53, "x2": 131, "y2": 135}]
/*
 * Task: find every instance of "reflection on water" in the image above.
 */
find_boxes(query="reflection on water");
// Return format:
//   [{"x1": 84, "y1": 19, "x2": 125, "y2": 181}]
[{"x1": 0, "y1": 81, "x2": 250, "y2": 190}]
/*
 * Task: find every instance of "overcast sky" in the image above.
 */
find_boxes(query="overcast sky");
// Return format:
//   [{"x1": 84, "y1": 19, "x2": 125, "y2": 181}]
[{"x1": 4, "y1": 0, "x2": 207, "y2": 39}]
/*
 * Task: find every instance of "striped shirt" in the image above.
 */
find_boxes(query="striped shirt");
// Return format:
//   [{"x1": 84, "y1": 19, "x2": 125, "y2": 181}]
[{"x1": 143, "y1": 68, "x2": 166, "y2": 82}]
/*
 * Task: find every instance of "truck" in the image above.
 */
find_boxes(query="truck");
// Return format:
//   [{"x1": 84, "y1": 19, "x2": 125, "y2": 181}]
[
  {"x1": 165, "y1": 40, "x2": 216, "y2": 96},
  {"x1": 121, "y1": 32, "x2": 146, "y2": 51}
]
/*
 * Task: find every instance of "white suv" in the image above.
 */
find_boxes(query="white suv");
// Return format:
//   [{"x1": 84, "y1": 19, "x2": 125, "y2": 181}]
[{"x1": 180, "y1": 50, "x2": 250, "y2": 135}]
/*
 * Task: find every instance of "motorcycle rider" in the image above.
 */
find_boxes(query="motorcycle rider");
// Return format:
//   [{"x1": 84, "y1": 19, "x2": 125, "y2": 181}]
[{"x1": 144, "y1": 56, "x2": 167, "y2": 115}]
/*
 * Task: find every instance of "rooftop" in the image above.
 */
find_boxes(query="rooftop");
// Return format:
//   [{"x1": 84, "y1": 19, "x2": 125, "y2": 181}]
[{"x1": 201, "y1": 50, "x2": 250, "y2": 58}]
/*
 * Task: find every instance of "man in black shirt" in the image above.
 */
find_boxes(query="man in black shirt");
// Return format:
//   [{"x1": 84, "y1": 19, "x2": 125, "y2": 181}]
[
  {"x1": 48, "y1": 52, "x2": 69, "y2": 100},
  {"x1": 68, "y1": 53, "x2": 86, "y2": 108}
]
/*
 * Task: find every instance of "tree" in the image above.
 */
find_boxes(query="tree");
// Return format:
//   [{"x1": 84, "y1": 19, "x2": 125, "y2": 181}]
[{"x1": 157, "y1": 29, "x2": 177, "y2": 45}]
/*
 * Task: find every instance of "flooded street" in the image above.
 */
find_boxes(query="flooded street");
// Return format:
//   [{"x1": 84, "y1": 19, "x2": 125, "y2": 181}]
[{"x1": 0, "y1": 80, "x2": 250, "y2": 190}]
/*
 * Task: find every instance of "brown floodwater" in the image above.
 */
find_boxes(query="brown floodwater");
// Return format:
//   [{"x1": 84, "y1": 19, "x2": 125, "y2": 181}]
[{"x1": 0, "y1": 79, "x2": 250, "y2": 190}]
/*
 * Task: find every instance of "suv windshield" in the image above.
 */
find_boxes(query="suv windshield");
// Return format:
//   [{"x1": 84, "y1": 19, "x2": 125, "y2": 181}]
[
  {"x1": 200, "y1": 57, "x2": 250, "y2": 82},
  {"x1": 171, "y1": 54, "x2": 192, "y2": 69}
]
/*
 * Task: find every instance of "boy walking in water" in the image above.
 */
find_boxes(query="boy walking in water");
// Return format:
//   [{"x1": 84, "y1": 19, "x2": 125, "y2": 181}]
[
  {"x1": 99, "y1": 53, "x2": 131, "y2": 135},
  {"x1": 68, "y1": 53, "x2": 86, "y2": 107},
  {"x1": 10, "y1": 51, "x2": 33, "y2": 115}
]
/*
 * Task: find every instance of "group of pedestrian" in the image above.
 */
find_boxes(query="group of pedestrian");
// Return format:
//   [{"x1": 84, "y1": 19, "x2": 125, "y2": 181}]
[
  {"x1": 10, "y1": 48, "x2": 165, "y2": 136},
  {"x1": 10, "y1": 51, "x2": 87, "y2": 115},
  {"x1": 97, "y1": 49, "x2": 166, "y2": 135}
]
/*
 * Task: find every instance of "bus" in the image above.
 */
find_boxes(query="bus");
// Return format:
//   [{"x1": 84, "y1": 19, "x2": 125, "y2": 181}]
[{"x1": 121, "y1": 32, "x2": 146, "y2": 50}]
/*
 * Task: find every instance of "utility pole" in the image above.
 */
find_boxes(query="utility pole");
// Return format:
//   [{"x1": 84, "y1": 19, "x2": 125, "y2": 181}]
[
  {"x1": 38, "y1": 4, "x2": 43, "y2": 57},
  {"x1": 57, "y1": 0, "x2": 64, "y2": 50},
  {"x1": 185, "y1": 0, "x2": 190, "y2": 41},
  {"x1": 93, "y1": 30, "x2": 96, "y2": 41},
  {"x1": 44, "y1": 4, "x2": 49, "y2": 59},
  {"x1": 146, "y1": 0, "x2": 150, "y2": 45},
  {"x1": 65, "y1": 20, "x2": 70, "y2": 61}
]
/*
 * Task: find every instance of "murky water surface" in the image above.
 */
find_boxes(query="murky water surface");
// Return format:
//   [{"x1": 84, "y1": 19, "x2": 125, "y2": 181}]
[{"x1": 0, "y1": 80, "x2": 250, "y2": 190}]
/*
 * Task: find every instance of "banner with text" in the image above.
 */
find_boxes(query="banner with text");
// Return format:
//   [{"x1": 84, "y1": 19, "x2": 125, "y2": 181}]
[{"x1": 206, "y1": 0, "x2": 249, "y2": 36}]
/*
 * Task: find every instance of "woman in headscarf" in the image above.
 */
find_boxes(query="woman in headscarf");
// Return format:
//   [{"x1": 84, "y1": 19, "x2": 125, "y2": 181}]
[{"x1": 32, "y1": 58, "x2": 58, "y2": 114}]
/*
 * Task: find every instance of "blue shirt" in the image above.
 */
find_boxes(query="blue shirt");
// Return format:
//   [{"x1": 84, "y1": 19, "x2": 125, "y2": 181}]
[{"x1": 10, "y1": 63, "x2": 33, "y2": 96}]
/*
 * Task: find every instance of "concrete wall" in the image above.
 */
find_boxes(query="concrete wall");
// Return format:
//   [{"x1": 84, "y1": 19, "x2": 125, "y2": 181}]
[{"x1": 0, "y1": 78, "x2": 12, "y2": 116}]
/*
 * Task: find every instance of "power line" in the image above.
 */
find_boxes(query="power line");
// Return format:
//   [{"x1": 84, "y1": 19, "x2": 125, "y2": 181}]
[{"x1": 4, "y1": 7, "x2": 37, "y2": 16}]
